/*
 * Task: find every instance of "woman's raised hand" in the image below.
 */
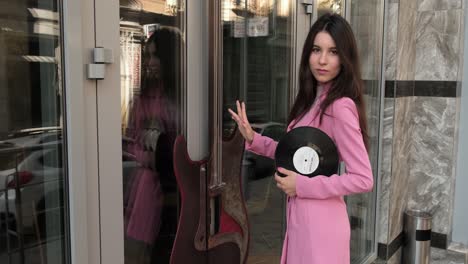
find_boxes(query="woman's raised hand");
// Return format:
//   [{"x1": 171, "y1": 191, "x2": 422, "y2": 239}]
[{"x1": 228, "y1": 100, "x2": 254, "y2": 144}]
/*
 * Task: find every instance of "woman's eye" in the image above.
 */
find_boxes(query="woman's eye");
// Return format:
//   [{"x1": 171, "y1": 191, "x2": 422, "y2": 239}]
[
  {"x1": 312, "y1": 47, "x2": 320, "y2": 53},
  {"x1": 330, "y1": 49, "x2": 338, "y2": 55}
]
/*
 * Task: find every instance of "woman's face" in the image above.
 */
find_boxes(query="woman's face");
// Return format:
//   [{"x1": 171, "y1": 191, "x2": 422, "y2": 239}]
[
  {"x1": 309, "y1": 31, "x2": 341, "y2": 85},
  {"x1": 146, "y1": 42, "x2": 161, "y2": 80}
]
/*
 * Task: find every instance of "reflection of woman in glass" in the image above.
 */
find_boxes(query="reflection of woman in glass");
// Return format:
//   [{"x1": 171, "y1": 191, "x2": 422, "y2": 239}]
[
  {"x1": 229, "y1": 13, "x2": 373, "y2": 264},
  {"x1": 124, "y1": 27, "x2": 181, "y2": 264}
]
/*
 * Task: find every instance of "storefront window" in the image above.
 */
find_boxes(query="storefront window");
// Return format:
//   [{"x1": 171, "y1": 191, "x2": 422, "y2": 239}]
[
  {"x1": 222, "y1": 0, "x2": 293, "y2": 262},
  {"x1": 0, "y1": 0, "x2": 68, "y2": 263},
  {"x1": 119, "y1": 1, "x2": 185, "y2": 263}
]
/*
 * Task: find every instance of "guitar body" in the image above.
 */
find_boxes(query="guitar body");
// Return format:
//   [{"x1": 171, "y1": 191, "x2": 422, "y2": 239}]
[
  {"x1": 171, "y1": 135, "x2": 244, "y2": 264},
  {"x1": 218, "y1": 128, "x2": 250, "y2": 263}
]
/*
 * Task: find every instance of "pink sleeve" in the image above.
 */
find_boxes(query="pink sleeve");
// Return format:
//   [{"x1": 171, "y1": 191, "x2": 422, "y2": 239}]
[
  {"x1": 244, "y1": 132, "x2": 278, "y2": 160},
  {"x1": 295, "y1": 98, "x2": 373, "y2": 199}
]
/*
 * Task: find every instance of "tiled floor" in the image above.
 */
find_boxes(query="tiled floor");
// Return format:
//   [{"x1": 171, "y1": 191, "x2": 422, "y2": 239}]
[
  {"x1": 245, "y1": 175, "x2": 284, "y2": 262},
  {"x1": 432, "y1": 247, "x2": 466, "y2": 264},
  {"x1": 373, "y1": 247, "x2": 467, "y2": 264}
]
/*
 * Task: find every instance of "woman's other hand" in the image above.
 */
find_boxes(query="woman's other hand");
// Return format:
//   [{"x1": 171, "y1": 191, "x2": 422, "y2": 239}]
[
  {"x1": 275, "y1": 167, "x2": 297, "y2": 197},
  {"x1": 228, "y1": 100, "x2": 254, "y2": 144}
]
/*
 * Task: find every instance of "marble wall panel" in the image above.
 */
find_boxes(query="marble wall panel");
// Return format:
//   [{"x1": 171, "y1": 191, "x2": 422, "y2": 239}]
[
  {"x1": 386, "y1": 96, "x2": 457, "y2": 243},
  {"x1": 351, "y1": 14, "x2": 370, "y2": 38},
  {"x1": 418, "y1": 0, "x2": 462, "y2": 11},
  {"x1": 415, "y1": 9, "x2": 462, "y2": 81},
  {"x1": 385, "y1": 3, "x2": 399, "y2": 80},
  {"x1": 388, "y1": 97, "x2": 414, "y2": 241},
  {"x1": 357, "y1": 36, "x2": 374, "y2": 80},
  {"x1": 365, "y1": 93, "x2": 381, "y2": 157},
  {"x1": 387, "y1": 247, "x2": 402, "y2": 264},
  {"x1": 352, "y1": 0, "x2": 379, "y2": 16},
  {"x1": 378, "y1": 98, "x2": 395, "y2": 244},
  {"x1": 407, "y1": 97, "x2": 457, "y2": 234},
  {"x1": 378, "y1": 0, "x2": 464, "y2": 254},
  {"x1": 396, "y1": 0, "x2": 418, "y2": 80},
  {"x1": 350, "y1": 1, "x2": 384, "y2": 81}
]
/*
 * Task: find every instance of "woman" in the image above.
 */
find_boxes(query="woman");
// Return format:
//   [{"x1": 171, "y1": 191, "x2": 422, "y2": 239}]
[
  {"x1": 229, "y1": 13, "x2": 373, "y2": 263},
  {"x1": 124, "y1": 27, "x2": 181, "y2": 263}
]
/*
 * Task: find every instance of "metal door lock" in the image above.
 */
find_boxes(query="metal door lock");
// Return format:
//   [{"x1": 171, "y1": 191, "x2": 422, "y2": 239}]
[{"x1": 87, "y1": 47, "x2": 114, "y2": 80}]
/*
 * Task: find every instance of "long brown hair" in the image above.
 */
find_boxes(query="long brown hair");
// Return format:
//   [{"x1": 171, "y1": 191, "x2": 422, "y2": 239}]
[
  {"x1": 141, "y1": 27, "x2": 182, "y2": 101},
  {"x1": 287, "y1": 13, "x2": 369, "y2": 150}
]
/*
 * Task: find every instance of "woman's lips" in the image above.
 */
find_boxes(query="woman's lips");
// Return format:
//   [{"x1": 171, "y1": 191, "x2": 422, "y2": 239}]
[{"x1": 316, "y1": 69, "x2": 328, "y2": 74}]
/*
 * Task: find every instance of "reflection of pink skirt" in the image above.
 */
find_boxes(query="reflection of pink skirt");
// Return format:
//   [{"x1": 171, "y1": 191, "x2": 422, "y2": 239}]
[{"x1": 125, "y1": 168, "x2": 164, "y2": 244}]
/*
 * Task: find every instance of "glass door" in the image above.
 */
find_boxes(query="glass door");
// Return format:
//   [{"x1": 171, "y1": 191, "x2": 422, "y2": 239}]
[
  {"x1": 310, "y1": 1, "x2": 385, "y2": 263},
  {"x1": 119, "y1": 1, "x2": 185, "y2": 263},
  {"x1": 221, "y1": 1, "x2": 296, "y2": 263},
  {"x1": 0, "y1": 0, "x2": 72, "y2": 263},
  {"x1": 88, "y1": 0, "x2": 299, "y2": 263},
  {"x1": 86, "y1": 0, "x2": 384, "y2": 264}
]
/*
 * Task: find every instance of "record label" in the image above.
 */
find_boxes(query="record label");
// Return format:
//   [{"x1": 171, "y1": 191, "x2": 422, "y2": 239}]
[{"x1": 293, "y1": 146, "x2": 319, "y2": 174}]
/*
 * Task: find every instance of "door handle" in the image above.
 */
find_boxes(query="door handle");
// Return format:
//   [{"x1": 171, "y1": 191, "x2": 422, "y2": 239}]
[{"x1": 87, "y1": 47, "x2": 114, "y2": 80}]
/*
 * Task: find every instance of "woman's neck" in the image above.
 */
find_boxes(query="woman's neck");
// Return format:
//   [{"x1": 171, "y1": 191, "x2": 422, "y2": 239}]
[
  {"x1": 317, "y1": 81, "x2": 332, "y2": 96},
  {"x1": 317, "y1": 85, "x2": 324, "y2": 97}
]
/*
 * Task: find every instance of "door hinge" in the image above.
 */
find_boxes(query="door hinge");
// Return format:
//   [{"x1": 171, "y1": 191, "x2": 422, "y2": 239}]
[
  {"x1": 302, "y1": 0, "x2": 314, "y2": 14},
  {"x1": 87, "y1": 47, "x2": 114, "y2": 80}
]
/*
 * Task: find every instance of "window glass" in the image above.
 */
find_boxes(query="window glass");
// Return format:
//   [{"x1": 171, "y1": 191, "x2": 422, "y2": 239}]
[
  {"x1": 0, "y1": 1, "x2": 69, "y2": 263},
  {"x1": 119, "y1": 1, "x2": 185, "y2": 263},
  {"x1": 222, "y1": 1, "x2": 293, "y2": 262}
]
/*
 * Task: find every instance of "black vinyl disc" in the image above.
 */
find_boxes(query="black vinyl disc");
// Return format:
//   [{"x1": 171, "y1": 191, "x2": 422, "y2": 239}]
[{"x1": 274, "y1": 126, "x2": 339, "y2": 177}]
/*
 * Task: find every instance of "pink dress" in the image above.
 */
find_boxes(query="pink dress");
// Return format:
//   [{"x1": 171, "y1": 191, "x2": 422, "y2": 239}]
[
  {"x1": 245, "y1": 89, "x2": 373, "y2": 264},
  {"x1": 124, "y1": 90, "x2": 178, "y2": 244}
]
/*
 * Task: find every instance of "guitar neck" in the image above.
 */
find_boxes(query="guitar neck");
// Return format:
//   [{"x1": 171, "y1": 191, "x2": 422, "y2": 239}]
[{"x1": 208, "y1": 0, "x2": 225, "y2": 194}]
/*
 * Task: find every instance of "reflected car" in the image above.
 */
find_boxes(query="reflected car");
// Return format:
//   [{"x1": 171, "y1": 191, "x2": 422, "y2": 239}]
[
  {"x1": 0, "y1": 128, "x2": 137, "y2": 238},
  {"x1": 0, "y1": 128, "x2": 64, "y2": 236}
]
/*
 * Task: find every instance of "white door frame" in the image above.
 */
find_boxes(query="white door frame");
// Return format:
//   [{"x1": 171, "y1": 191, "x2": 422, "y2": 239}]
[
  {"x1": 93, "y1": 0, "x2": 125, "y2": 263},
  {"x1": 62, "y1": 0, "x2": 99, "y2": 263},
  {"x1": 63, "y1": 0, "x2": 123, "y2": 263}
]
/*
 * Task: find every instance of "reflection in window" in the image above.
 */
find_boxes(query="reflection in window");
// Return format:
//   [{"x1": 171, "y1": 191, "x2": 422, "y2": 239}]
[
  {"x1": 222, "y1": 0, "x2": 292, "y2": 262},
  {"x1": 318, "y1": 0, "x2": 344, "y2": 17},
  {"x1": 119, "y1": 1, "x2": 184, "y2": 263},
  {"x1": 0, "y1": 0, "x2": 67, "y2": 263}
]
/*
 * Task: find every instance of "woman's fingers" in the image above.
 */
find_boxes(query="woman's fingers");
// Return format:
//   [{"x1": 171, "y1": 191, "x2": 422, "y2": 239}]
[
  {"x1": 241, "y1": 101, "x2": 249, "y2": 125},
  {"x1": 229, "y1": 108, "x2": 249, "y2": 138},
  {"x1": 236, "y1": 100, "x2": 249, "y2": 125},
  {"x1": 229, "y1": 108, "x2": 245, "y2": 129},
  {"x1": 275, "y1": 176, "x2": 285, "y2": 192},
  {"x1": 275, "y1": 174, "x2": 283, "y2": 184},
  {"x1": 230, "y1": 100, "x2": 254, "y2": 143},
  {"x1": 228, "y1": 108, "x2": 240, "y2": 122},
  {"x1": 236, "y1": 100, "x2": 243, "y2": 122},
  {"x1": 277, "y1": 167, "x2": 293, "y2": 177}
]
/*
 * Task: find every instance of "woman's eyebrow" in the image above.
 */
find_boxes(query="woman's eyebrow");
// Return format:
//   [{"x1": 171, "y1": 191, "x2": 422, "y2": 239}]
[{"x1": 313, "y1": 44, "x2": 336, "y2": 49}]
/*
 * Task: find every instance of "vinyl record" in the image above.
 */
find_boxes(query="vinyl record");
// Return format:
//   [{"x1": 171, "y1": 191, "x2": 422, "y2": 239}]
[{"x1": 275, "y1": 126, "x2": 339, "y2": 177}]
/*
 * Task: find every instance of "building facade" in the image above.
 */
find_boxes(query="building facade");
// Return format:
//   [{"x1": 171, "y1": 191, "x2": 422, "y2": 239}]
[{"x1": 378, "y1": 0, "x2": 467, "y2": 262}]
